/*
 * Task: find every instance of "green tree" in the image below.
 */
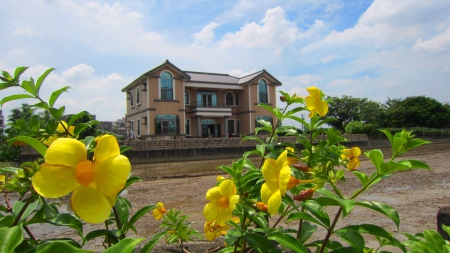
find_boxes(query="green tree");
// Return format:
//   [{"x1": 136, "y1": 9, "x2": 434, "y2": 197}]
[
  {"x1": 384, "y1": 96, "x2": 450, "y2": 128},
  {"x1": 63, "y1": 111, "x2": 98, "y2": 139},
  {"x1": 7, "y1": 103, "x2": 34, "y2": 124},
  {"x1": 325, "y1": 96, "x2": 384, "y2": 131}
]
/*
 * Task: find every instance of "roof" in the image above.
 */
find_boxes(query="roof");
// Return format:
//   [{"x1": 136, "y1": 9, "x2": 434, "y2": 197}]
[{"x1": 122, "y1": 60, "x2": 282, "y2": 91}]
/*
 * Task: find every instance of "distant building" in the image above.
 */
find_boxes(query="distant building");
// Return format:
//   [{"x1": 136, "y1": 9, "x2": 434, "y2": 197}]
[
  {"x1": 121, "y1": 60, "x2": 282, "y2": 139},
  {"x1": 99, "y1": 121, "x2": 113, "y2": 132},
  {"x1": 0, "y1": 109, "x2": 4, "y2": 134},
  {"x1": 113, "y1": 118, "x2": 126, "y2": 136}
]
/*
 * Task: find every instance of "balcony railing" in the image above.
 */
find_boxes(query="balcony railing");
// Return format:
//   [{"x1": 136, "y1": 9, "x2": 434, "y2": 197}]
[{"x1": 189, "y1": 101, "x2": 232, "y2": 117}]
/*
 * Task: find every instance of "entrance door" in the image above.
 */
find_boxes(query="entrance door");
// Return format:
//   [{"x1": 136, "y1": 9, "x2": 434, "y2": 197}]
[{"x1": 202, "y1": 124, "x2": 221, "y2": 137}]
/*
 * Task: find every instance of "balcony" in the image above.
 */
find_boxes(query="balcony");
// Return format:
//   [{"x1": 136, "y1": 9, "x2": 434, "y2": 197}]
[{"x1": 189, "y1": 101, "x2": 232, "y2": 117}]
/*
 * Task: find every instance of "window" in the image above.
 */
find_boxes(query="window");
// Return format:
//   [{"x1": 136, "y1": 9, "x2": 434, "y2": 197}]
[
  {"x1": 137, "y1": 119, "x2": 141, "y2": 136},
  {"x1": 136, "y1": 88, "x2": 141, "y2": 105},
  {"x1": 161, "y1": 72, "x2": 173, "y2": 100},
  {"x1": 185, "y1": 90, "x2": 189, "y2": 105},
  {"x1": 185, "y1": 119, "x2": 190, "y2": 135},
  {"x1": 155, "y1": 114, "x2": 180, "y2": 135},
  {"x1": 225, "y1": 92, "x2": 234, "y2": 106},
  {"x1": 236, "y1": 92, "x2": 240, "y2": 106},
  {"x1": 258, "y1": 79, "x2": 268, "y2": 103},
  {"x1": 237, "y1": 119, "x2": 240, "y2": 134},
  {"x1": 130, "y1": 91, "x2": 134, "y2": 107},
  {"x1": 227, "y1": 119, "x2": 235, "y2": 135},
  {"x1": 197, "y1": 91, "x2": 217, "y2": 107}
]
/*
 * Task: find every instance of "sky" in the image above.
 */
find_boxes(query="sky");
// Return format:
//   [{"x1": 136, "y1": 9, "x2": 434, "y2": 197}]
[{"x1": 1, "y1": 0, "x2": 449, "y2": 124}]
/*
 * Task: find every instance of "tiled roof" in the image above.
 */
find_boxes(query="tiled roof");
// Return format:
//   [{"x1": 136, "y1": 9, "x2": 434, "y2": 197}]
[
  {"x1": 185, "y1": 71, "x2": 239, "y2": 84},
  {"x1": 237, "y1": 70, "x2": 264, "y2": 84}
]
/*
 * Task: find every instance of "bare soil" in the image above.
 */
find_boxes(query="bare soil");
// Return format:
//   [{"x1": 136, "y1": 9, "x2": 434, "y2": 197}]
[{"x1": 33, "y1": 144, "x2": 450, "y2": 252}]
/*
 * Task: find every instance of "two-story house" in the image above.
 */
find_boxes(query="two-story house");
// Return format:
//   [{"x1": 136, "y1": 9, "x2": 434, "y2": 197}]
[{"x1": 121, "y1": 60, "x2": 281, "y2": 139}]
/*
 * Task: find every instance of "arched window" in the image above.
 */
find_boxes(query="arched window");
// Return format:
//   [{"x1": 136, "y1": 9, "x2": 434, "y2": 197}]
[
  {"x1": 161, "y1": 72, "x2": 173, "y2": 100},
  {"x1": 258, "y1": 79, "x2": 268, "y2": 103},
  {"x1": 225, "y1": 92, "x2": 234, "y2": 106},
  {"x1": 130, "y1": 91, "x2": 134, "y2": 107},
  {"x1": 185, "y1": 90, "x2": 189, "y2": 104},
  {"x1": 136, "y1": 87, "x2": 141, "y2": 105}
]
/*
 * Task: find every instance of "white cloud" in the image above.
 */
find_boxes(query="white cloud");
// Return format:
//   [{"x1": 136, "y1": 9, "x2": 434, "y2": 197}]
[
  {"x1": 193, "y1": 22, "x2": 220, "y2": 44},
  {"x1": 227, "y1": 68, "x2": 258, "y2": 77},
  {"x1": 218, "y1": 6, "x2": 298, "y2": 52},
  {"x1": 414, "y1": 26, "x2": 450, "y2": 53},
  {"x1": 12, "y1": 25, "x2": 42, "y2": 36}
]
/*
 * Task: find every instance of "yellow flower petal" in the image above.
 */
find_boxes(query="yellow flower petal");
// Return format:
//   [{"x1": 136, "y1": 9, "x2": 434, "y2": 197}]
[
  {"x1": 32, "y1": 163, "x2": 77, "y2": 198},
  {"x1": 71, "y1": 185, "x2": 112, "y2": 223},
  {"x1": 276, "y1": 150, "x2": 289, "y2": 171},
  {"x1": 352, "y1": 147, "x2": 362, "y2": 156},
  {"x1": 203, "y1": 202, "x2": 219, "y2": 222},
  {"x1": 94, "y1": 135, "x2": 120, "y2": 164},
  {"x1": 45, "y1": 138, "x2": 86, "y2": 168},
  {"x1": 306, "y1": 86, "x2": 320, "y2": 97},
  {"x1": 215, "y1": 208, "x2": 232, "y2": 226},
  {"x1": 267, "y1": 190, "x2": 282, "y2": 214},
  {"x1": 262, "y1": 158, "x2": 277, "y2": 182},
  {"x1": 261, "y1": 182, "x2": 276, "y2": 204},
  {"x1": 317, "y1": 100, "x2": 329, "y2": 116},
  {"x1": 228, "y1": 195, "x2": 239, "y2": 210},
  {"x1": 219, "y1": 179, "x2": 236, "y2": 197},
  {"x1": 279, "y1": 166, "x2": 291, "y2": 196},
  {"x1": 206, "y1": 186, "x2": 221, "y2": 201},
  {"x1": 96, "y1": 155, "x2": 131, "y2": 196}
]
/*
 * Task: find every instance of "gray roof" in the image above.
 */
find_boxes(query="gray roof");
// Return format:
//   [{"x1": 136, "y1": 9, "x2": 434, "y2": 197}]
[
  {"x1": 185, "y1": 71, "x2": 239, "y2": 84},
  {"x1": 237, "y1": 70, "x2": 264, "y2": 84}
]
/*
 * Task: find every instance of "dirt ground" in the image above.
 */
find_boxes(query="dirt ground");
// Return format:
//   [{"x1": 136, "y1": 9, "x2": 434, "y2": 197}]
[{"x1": 32, "y1": 143, "x2": 450, "y2": 252}]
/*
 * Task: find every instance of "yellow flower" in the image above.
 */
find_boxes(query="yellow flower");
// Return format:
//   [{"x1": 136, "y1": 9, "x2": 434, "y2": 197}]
[
  {"x1": 216, "y1": 175, "x2": 225, "y2": 183},
  {"x1": 341, "y1": 147, "x2": 362, "y2": 170},
  {"x1": 260, "y1": 150, "x2": 295, "y2": 214},
  {"x1": 305, "y1": 86, "x2": 328, "y2": 118},
  {"x1": 0, "y1": 175, "x2": 5, "y2": 192},
  {"x1": 43, "y1": 121, "x2": 75, "y2": 146},
  {"x1": 32, "y1": 134, "x2": 131, "y2": 223},
  {"x1": 203, "y1": 179, "x2": 239, "y2": 226},
  {"x1": 153, "y1": 202, "x2": 167, "y2": 220},
  {"x1": 203, "y1": 217, "x2": 239, "y2": 241}
]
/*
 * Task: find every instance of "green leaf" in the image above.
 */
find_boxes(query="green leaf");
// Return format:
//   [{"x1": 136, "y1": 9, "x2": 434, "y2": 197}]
[
  {"x1": 241, "y1": 135, "x2": 265, "y2": 144},
  {"x1": 405, "y1": 138, "x2": 432, "y2": 152},
  {"x1": 315, "y1": 188, "x2": 355, "y2": 216},
  {"x1": 14, "y1": 66, "x2": 29, "y2": 81},
  {"x1": 335, "y1": 228, "x2": 365, "y2": 253},
  {"x1": 84, "y1": 229, "x2": 117, "y2": 244},
  {"x1": 443, "y1": 225, "x2": 450, "y2": 237},
  {"x1": 128, "y1": 205, "x2": 156, "y2": 234},
  {"x1": 298, "y1": 221, "x2": 317, "y2": 244},
  {"x1": 0, "y1": 226, "x2": 23, "y2": 253},
  {"x1": 49, "y1": 86, "x2": 70, "y2": 107},
  {"x1": 48, "y1": 213, "x2": 84, "y2": 238},
  {"x1": 13, "y1": 199, "x2": 39, "y2": 224},
  {"x1": 243, "y1": 232, "x2": 279, "y2": 253},
  {"x1": 340, "y1": 224, "x2": 406, "y2": 252},
  {"x1": 2, "y1": 70, "x2": 13, "y2": 81},
  {"x1": 393, "y1": 137, "x2": 407, "y2": 156},
  {"x1": 380, "y1": 161, "x2": 410, "y2": 174},
  {"x1": 115, "y1": 197, "x2": 130, "y2": 233},
  {"x1": 8, "y1": 136, "x2": 47, "y2": 157},
  {"x1": 250, "y1": 212, "x2": 269, "y2": 231},
  {"x1": 268, "y1": 232, "x2": 309, "y2": 252},
  {"x1": 355, "y1": 201, "x2": 400, "y2": 230},
  {"x1": 0, "y1": 94, "x2": 35, "y2": 107},
  {"x1": 398, "y1": 159, "x2": 431, "y2": 170},
  {"x1": 352, "y1": 170, "x2": 369, "y2": 186},
  {"x1": 303, "y1": 200, "x2": 330, "y2": 228},
  {"x1": 25, "y1": 197, "x2": 59, "y2": 225},
  {"x1": 21, "y1": 78, "x2": 37, "y2": 96},
  {"x1": 103, "y1": 237, "x2": 145, "y2": 253},
  {"x1": 36, "y1": 68, "x2": 55, "y2": 94},
  {"x1": 140, "y1": 231, "x2": 167, "y2": 253},
  {"x1": 286, "y1": 212, "x2": 328, "y2": 229},
  {"x1": 121, "y1": 175, "x2": 142, "y2": 193},
  {"x1": 36, "y1": 240, "x2": 93, "y2": 253},
  {"x1": 366, "y1": 149, "x2": 384, "y2": 172},
  {"x1": 380, "y1": 130, "x2": 394, "y2": 147},
  {"x1": 423, "y1": 229, "x2": 446, "y2": 250},
  {"x1": 0, "y1": 82, "x2": 18, "y2": 90}
]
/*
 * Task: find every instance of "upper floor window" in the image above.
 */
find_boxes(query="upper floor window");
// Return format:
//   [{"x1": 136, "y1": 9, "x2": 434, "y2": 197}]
[
  {"x1": 130, "y1": 91, "x2": 135, "y2": 107},
  {"x1": 258, "y1": 79, "x2": 268, "y2": 103},
  {"x1": 136, "y1": 87, "x2": 141, "y2": 105},
  {"x1": 225, "y1": 92, "x2": 234, "y2": 106},
  {"x1": 161, "y1": 72, "x2": 173, "y2": 100},
  {"x1": 185, "y1": 90, "x2": 189, "y2": 105}
]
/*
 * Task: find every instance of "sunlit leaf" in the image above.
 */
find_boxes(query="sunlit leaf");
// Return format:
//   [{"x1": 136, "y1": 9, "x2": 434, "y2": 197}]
[
  {"x1": 49, "y1": 86, "x2": 70, "y2": 107},
  {"x1": 36, "y1": 68, "x2": 55, "y2": 95},
  {"x1": 140, "y1": 231, "x2": 167, "y2": 253},
  {"x1": 8, "y1": 136, "x2": 47, "y2": 157},
  {"x1": 0, "y1": 94, "x2": 35, "y2": 107},
  {"x1": 0, "y1": 226, "x2": 23, "y2": 253},
  {"x1": 268, "y1": 232, "x2": 309, "y2": 252}
]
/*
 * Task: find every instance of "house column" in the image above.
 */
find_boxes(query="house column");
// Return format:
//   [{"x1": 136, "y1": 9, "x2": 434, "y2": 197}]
[
  {"x1": 197, "y1": 116, "x2": 202, "y2": 137},
  {"x1": 224, "y1": 116, "x2": 229, "y2": 138}
]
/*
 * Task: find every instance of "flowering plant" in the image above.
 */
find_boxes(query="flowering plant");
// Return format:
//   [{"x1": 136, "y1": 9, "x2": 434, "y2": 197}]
[
  {"x1": 201, "y1": 88, "x2": 432, "y2": 252},
  {"x1": 0, "y1": 67, "x2": 177, "y2": 253}
]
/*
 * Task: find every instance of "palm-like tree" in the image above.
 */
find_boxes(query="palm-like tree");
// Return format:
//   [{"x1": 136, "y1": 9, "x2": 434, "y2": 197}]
[{"x1": 7, "y1": 104, "x2": 34, "y2": 124}]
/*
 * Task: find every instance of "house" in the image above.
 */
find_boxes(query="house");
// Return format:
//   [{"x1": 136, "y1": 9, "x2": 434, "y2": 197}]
[
  {"x1": 121, "y1": 60, "x2": 281, "y2": 139},
  {"x1": 0, "y1": 109, "x2": 4, "y2": 134}
]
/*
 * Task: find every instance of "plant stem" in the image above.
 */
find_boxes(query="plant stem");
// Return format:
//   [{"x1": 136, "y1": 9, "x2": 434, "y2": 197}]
[
  {"x1": 296, "y1": 206, "x2": 306, "y2": 239},
  {"x1": 23, "y1": 225, "x2": 38, "y2": 243},
  {"x1": 112, "y1": 206, "x2": 126, "y2": 239},
  {"x1": 318, "y1": 207, "x2": 343, "y2": 253},
  {"x1": 12, "y1": 194, "x2": 34, "y2": 226},
  {"x1": 272, "y1": 204, "x2": 291, "y2": 228}
]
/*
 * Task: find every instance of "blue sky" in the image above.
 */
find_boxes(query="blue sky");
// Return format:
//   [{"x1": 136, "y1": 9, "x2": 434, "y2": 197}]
[{"x1": 1, "y1": 0, "x2": 449, "y2": 122}]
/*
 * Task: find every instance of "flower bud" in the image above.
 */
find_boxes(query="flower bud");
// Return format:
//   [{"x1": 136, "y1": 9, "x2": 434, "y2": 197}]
[
  {"x1": 293, "y1": 188, "x2": 315, "y2": 201},
  {"x1": 216, "y1": 175, "x2": 225, "y2": 183},
  {"x1": 280, "y1": 95, "x2": 287, "y2": 102},
  {"x1": 256, "y1": 202, "x2": 268, "y2": 212},
  {"x1": 292, "y1": 164, "x2": 311, "y2": 172},
  {"x1": 286, "y1": 176, "x2": 300, "y2": 191}
]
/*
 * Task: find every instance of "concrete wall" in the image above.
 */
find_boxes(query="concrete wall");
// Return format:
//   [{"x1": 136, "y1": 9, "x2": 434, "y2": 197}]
[{"x1": 18, "y1": 134, "x2": 450, "y2": 164}]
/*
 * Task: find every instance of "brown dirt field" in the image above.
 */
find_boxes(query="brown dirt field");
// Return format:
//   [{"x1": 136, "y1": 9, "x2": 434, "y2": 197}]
[{"x1": 32, "y1": 143, "x2": 450, "y2": 252}]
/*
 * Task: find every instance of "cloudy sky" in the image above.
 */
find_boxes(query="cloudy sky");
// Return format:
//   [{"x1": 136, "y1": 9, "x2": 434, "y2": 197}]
[{"x1": 1, "y1": 0, "x2": 449, "y2": 123}]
